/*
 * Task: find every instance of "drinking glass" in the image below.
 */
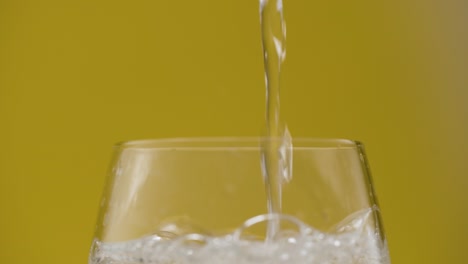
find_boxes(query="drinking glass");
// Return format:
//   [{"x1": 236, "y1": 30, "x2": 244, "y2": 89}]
[{"x1": 89, "y1": 138, "x2": 390, "y2": 264}]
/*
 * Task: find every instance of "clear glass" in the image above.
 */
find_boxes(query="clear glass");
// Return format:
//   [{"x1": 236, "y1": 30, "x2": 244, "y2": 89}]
[{"x1": 89, "y1": 138, "x2": 390, "y2": 264}]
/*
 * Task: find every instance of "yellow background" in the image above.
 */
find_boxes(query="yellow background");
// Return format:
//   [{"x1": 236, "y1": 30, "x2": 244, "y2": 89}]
[{"x1": 1, "y1": 0, "x2": 467, "y2": 263}]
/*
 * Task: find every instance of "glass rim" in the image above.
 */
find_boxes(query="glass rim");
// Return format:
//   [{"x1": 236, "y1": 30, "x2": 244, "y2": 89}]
[{"x1": 114, "y1": 137, "x2": 362, "y2": 150}]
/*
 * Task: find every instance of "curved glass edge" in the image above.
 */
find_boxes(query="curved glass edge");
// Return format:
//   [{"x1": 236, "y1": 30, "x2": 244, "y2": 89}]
[
  {"x1": 114, "y1": 137, "x2": 360, "y2": 150},
  {"x1": 355, "y1": 141, "x2": 388, "y2": 246}
]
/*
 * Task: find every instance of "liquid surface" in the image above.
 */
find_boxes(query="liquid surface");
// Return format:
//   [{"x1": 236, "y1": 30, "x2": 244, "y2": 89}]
[{"x1": 90, "y1": 209, "x2": 389, "y2": 264}]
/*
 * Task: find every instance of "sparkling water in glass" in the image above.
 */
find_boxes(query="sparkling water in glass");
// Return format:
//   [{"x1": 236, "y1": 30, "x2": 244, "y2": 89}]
[{"x1": 89, "y1": 138, "x2": 390, "y2": 264}]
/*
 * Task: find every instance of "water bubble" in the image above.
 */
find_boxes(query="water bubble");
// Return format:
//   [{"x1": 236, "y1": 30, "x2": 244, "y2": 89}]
[
  {"x1": 184, "y1": 248, "x2": 194, "y2": 256},
  {"x1": 287, "y1": 237, "x2": 297, "y2": 244},
  {"x1": 333, "y1": 208, "x2": 373, "y2": 233},
  {"x1": 304, "y1": 240, "x2": 314, "y2": 248},
  {"x1": 176, "y1": 233, "x2": 209, "y2": 247},
  {"x1": 152, "y1": 231, "x2": 177, "y2": 241},
  {"x1": 233, "y1": 213, "x2": 308, "y2": 241},
  {"x1": 156, "y1": 216, "x2": 210, "y2": 237}
]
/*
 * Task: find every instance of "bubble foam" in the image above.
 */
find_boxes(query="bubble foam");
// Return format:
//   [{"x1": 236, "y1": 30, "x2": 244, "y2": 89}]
[{"x1": 90, "y1": 210, "x2": 390, "y2": 264}]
